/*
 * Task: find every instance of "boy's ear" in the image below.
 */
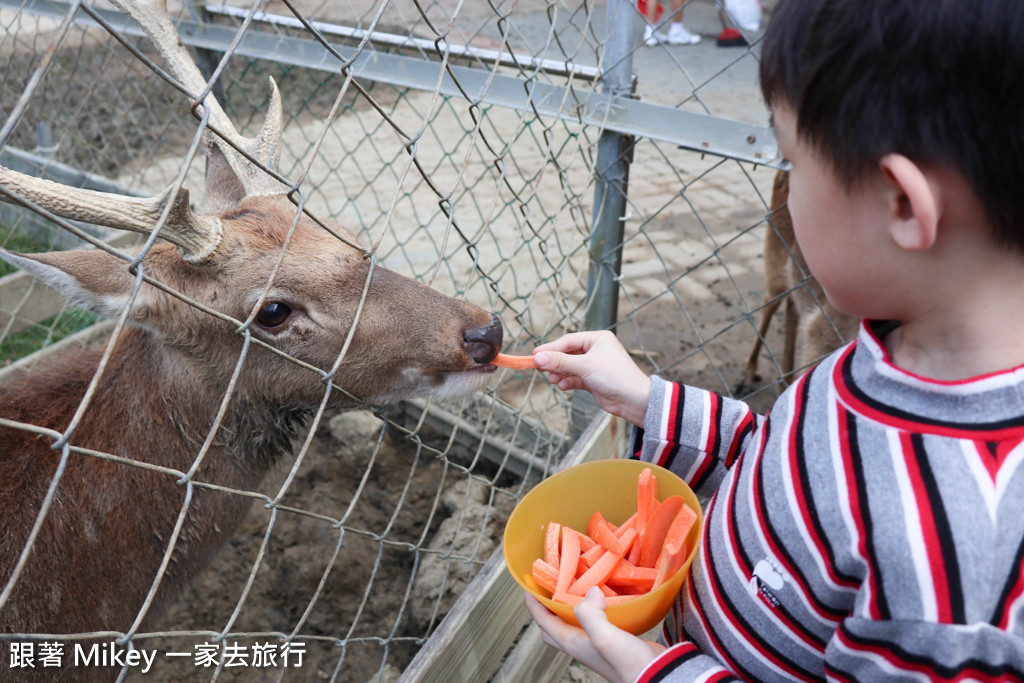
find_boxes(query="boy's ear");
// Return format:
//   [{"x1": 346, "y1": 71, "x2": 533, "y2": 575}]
[{"x1": 879, "y1": 154, "x2": 939, "y2": 251}]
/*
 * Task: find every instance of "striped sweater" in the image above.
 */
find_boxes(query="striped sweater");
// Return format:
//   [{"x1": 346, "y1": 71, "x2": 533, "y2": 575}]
[{"x1": 631, "y1": 321, "x2": 1024, "y2": 682}]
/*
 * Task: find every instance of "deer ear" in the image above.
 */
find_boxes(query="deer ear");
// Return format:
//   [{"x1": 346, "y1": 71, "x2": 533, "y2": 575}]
[
  {"x1": 0, "y1": 248, "x2": 146, "y2": 319},
  {"x1": 200, "y1": 141, "x2": 247, "y2": 216}
]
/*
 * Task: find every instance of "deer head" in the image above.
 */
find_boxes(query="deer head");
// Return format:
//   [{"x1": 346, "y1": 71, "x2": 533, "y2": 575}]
[{"x1": 0, "y1": 0, "x2": 504, "y2": 408}]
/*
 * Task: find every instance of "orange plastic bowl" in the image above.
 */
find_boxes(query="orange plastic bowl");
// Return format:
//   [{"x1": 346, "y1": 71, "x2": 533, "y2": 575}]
[{"x1": 503, "y1": 459, "x2": 703, "y2": 635}]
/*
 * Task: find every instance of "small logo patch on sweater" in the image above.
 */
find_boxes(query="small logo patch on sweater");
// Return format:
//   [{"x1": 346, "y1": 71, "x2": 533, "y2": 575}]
[{"x1": 748, "y1": 559, "x2": 787, "y2": 607}]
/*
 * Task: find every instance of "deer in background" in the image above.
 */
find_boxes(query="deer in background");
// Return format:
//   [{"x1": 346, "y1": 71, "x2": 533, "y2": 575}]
[
  {"x1": 0, "y1": 0, "x2": 503, "y2": 648},
  {"x1": 740, "y1": 170, "x2": 858, "y2": 389}
]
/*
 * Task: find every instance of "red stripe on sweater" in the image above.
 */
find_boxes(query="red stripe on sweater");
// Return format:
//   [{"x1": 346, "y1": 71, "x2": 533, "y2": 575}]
[
  {"x1": 636, "y1": 641, "x2": 700, "y2": 683},
  {"x1": 833, "y1": 345, "x2": 1024, "y2": 442},
  {"x1": 900, "y1": 431, "x2": 954, "y2": 623},
  {"x1": 724, "y1": 411, "x2": 754, "y2": 469},
  {"x1": 689, "y1": 392, "x2": 720, "y2": 486},
  {"x1": 837, "y1": 406, "x2": 881, "y2": 620},
  {"x1": 658, "y1": 382, "x2": 682, "y2": 467}
]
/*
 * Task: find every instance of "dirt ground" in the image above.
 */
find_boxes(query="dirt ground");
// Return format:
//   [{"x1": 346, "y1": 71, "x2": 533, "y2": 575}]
[{"x1": 127, "y1": 408, "x2": 519, "y2": 682}]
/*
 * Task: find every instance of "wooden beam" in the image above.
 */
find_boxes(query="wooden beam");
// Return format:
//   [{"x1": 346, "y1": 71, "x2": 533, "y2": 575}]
[{"x1": 399, "y1": 410, "x2": 628, "y2": 683}]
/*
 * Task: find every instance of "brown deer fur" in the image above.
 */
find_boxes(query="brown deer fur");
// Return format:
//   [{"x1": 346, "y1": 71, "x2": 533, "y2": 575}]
[
  {"x1": 741, "y1": 170, "x2": 858, "y2": 389},
  {"x1": 0, "y1": 196, "x2": 503, "y2": 639}
]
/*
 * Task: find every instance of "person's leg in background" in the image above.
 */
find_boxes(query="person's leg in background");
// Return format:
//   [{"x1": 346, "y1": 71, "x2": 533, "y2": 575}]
[{"x1": 643, "y1": 0, "x2": 701, "y2": 46}]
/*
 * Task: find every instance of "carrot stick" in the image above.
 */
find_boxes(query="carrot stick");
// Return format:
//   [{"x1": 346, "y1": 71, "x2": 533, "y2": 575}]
[
  {"x1": 638, "y1": 495, "x2": 685, "y2": 568},
  {"x1": 613, "y1": 513, "x2": 638, "y2": 539},
  {"x1": 652, "y1": 504, "x2": 697, "y2": 588},
  {"x1": 652, "y1": 542, "x2": 688, "y2": 590},
  {"x1": 587, "y1": 510, "x2": 609, "y2": 539},
  {"x1": 662, "y1": 504, "x2": 698, "y2": 557},
  {"x1": 492, "y1": 353, "x2": 537, "y2": 370},
  {"x1": 606, "y1": 561, "x2": 658, "y2": 588},
  {"x1": 569, "y1": 549, "x2": 622, "y2": 596},
  {"x1": 636, "y1": 468, "x2": 658, "y2": 528},
  {"x1": 580, "y1": 543, "x2": 603, "y2": 568},
  {"x1": 592, "y1": 520, "x2": 635, "y2": 557},
  {"x1": 577, "y1": 532, "x2": 598, "y2": 553},
  {"x1": 531, "y1": 558, "x2": 559, "y2": 594},
  {"x1": 630, "y1": 468, "x2": 658, "y2": 564},
  {"x1": 556, "y1": 528, "x2": 581, "y2": 595},
  {"x1": 544, "y1": 522, "x2": 561, "y2": 569},
  {"x1": 581, "y1": 526, "x2": 636, "y2": 568},
  {"x1": 552, "y1": 590, "x2": 584, "y2": 605}
]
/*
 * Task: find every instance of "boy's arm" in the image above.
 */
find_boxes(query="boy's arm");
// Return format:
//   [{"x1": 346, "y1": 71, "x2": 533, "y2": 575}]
[
  {"x1": 826, "y1": 617, "x2": 1024, "y2": 679},
  {"x1": 632, "y1": 376, "x2": 762, "y2": 498}
]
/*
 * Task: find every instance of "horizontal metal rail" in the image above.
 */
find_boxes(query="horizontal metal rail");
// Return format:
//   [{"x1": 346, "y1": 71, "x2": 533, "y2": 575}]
[
  {"x1": 206, "y1": 4, "x2": 604, "y2": 82},
  {"x1": 2, "y1": 0, "x2": 782, "y2": 166}
]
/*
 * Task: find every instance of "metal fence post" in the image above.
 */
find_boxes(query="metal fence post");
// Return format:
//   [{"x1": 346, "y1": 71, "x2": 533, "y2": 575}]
[{"x1": 572, "y1": 0, "x2": 637, "y2": 436}]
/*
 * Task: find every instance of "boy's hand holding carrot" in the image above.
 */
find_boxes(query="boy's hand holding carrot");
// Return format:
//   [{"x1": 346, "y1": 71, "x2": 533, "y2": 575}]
[{"x1": 533, "y1": 331, "x2": 652, "y2": 428}]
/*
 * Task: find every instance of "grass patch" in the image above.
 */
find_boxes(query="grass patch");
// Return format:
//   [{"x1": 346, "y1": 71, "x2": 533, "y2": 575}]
[
  {"x1": 1, "y1": 226, "x2": 99, "y2": 365},
  {"x1": 0, "y1": 309, "x2": 99, "y2": 366},
  {"x1": 0, "y1": 229, "x2": 49, "y2": 278}
]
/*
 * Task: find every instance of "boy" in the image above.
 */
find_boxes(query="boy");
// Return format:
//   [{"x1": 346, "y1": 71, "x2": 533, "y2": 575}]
[{"x1": 524, "y1": 0, "x2": 1024, "y2": 681}]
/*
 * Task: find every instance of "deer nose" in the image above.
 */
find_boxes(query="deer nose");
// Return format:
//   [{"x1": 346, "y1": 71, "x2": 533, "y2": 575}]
[{"x1": 463, "y1": 313, "x2": 503, "y2": 365}]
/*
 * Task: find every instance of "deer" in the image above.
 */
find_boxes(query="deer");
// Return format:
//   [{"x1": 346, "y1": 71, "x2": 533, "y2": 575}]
[
  {"x1": 740, "y1": 170, "x2": 858, "y2": 390},
  {"x1": 0, "y1": 0, "x2": 504, "y2": 654}
]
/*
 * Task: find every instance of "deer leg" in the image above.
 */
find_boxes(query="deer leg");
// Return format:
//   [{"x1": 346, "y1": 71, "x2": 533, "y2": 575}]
[
  {"x1": 781, "y1": 296, "x2": 799, "y2": 385},
  {"x1": 739, "y1": 293, "x2": 784, "y2": 390}
]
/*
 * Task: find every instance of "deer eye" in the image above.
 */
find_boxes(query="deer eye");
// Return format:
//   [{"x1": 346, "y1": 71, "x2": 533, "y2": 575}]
[{"x1": 255, "y1": 301, "x2": 292, "y2": 329}]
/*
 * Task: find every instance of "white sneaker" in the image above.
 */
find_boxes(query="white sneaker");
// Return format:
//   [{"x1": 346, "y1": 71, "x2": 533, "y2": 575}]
[
  {"x1": 725, "y1": 0, "x2": 762, "y2": 32},
  {"x1": 643, "y1": 24, "x2": 668, "y2": 46},
  {"x1": 666, "y1": 23, "x2": 701, "y2": 45}
]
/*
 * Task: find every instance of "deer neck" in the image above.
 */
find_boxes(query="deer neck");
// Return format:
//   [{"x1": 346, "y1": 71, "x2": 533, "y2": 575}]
[{"x1": 44, "y1": 326, "x2": 311, "y2": 488}]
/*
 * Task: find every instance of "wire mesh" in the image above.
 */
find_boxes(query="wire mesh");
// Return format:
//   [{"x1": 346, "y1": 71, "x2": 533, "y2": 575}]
[{"x1": 0, "y1": 1, "x2": 854, "y2": 681}]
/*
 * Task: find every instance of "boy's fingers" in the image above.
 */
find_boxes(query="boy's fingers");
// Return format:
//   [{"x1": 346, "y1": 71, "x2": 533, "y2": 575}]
[
  {"x1": 533, "y1": 331, "x2": 591, "y2": 355},
  {"x1": 574, "y1": 587, "x2": 617, "y2": 640},
  {"x1": 575, "y1": 588, "x2": 636, "y2": 651},
  {"x1": 534, "y1": 350, "x2": 585, "y2": 376}
]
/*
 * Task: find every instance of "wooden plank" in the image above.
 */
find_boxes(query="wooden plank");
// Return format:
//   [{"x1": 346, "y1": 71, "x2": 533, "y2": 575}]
[
  {"x1": 399, "y1": 410, "x2": 628, "y2": 683},
  {"x1": 490, "y1": 622, "x2": 572, "y2": 683}
]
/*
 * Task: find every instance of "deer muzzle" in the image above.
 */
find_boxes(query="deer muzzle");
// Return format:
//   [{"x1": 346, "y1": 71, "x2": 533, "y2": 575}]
[{"x1": 462, "y1": 313, "x2": 503, "y2": 365}]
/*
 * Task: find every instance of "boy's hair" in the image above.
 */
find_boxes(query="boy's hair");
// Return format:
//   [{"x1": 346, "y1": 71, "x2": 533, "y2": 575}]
[{"x1": 760, "y1": 0, "x2": 1024, "y2": 250}]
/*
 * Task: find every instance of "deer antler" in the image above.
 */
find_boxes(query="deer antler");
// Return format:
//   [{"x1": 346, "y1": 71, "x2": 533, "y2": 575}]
[
  {"x1": 0, "y1": 0, "x2": 285, "y2": 264},
  {"x1": 109, "y1": 0, "x2": 286, "y2": 198},
  {"x1": 0, "y1": 170, "x2": 222, "y2": 263}
]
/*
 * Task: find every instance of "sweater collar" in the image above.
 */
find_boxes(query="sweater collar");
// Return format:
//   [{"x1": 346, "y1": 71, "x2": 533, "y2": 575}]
[{"x1": 831, "y1": 320, "x2": 1024, "y2": 440}]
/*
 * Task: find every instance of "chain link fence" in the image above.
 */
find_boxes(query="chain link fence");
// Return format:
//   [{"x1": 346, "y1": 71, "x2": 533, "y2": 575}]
[{"x1": 0, "y1": 1, "x2": 850, "y2": 680}]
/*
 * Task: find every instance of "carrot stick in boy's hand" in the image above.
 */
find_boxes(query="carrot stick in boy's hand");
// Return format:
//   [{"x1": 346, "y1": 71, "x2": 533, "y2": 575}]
[{"x1": 492, "y1": 353, "x2": 537, "y2": 369}]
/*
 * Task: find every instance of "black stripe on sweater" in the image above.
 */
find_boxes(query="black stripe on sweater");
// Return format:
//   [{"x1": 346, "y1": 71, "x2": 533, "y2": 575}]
[{"x1": 847, "y1": 414, "x2": 891, "y2": 621}]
